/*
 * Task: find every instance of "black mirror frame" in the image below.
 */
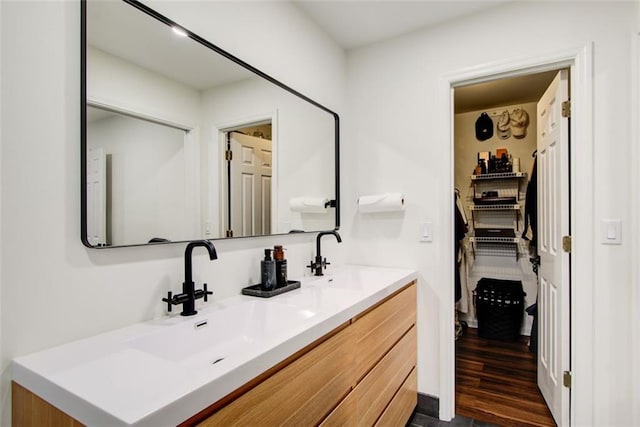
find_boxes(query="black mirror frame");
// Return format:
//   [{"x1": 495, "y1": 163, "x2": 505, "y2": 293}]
[{"x1": 80, "y1": 0, "x2": 340, "y2": 248}]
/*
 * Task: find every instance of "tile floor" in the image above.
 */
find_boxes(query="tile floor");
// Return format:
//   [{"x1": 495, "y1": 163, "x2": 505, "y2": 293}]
[{"x1": 408, "y1": 411, "x2": 498, "y2": 427}]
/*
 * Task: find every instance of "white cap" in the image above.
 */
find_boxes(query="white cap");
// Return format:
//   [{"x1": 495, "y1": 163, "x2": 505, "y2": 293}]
[
  {"x1": 497, "y1": 110, "x2": 511, "y2": 139},
  {"x1": 510, "y1": 108, "x2": 529, "y2": 139}
]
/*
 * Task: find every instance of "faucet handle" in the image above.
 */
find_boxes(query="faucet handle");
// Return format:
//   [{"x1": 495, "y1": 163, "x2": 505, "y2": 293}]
[
  {"x1": 203, "y1": 283, "x2": 213, "y2": 302},
  {"x1": 323, "y1": 257, "x2": 330, "y2": 268},
  {"x1": 162, "y1": 291, "x2": 174, "y2": 312}
]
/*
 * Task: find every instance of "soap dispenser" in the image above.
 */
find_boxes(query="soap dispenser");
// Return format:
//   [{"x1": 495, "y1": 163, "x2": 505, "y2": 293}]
[
  {"x1": 273, "y1": 245, "x2": 288, "y2": 287},
  {"x1": 261, "y1": 249, "x2": 276, "y2": 291}
]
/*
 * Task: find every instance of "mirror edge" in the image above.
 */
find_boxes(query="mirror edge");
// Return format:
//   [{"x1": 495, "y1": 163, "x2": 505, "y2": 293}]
[
  {"x1": 81, "y1": 0, "x2": 90, "y2": 248},
  {"x1": 80, "y1": 0, "x2": 340, "y2": 249}
]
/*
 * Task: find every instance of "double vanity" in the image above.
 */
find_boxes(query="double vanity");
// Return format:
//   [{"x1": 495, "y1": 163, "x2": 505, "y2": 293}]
[{"x1": 13, "y1": 265, "x2": 417, "y2": 426}]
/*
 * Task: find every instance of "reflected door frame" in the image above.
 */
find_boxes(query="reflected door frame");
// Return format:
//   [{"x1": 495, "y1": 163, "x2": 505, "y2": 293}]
[{"x1": 211, "y1": 111, "x2": 279, "y2": 239}]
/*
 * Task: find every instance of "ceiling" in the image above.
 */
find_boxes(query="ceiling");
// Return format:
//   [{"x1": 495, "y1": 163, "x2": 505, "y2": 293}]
[
  {"x1": 294, "y1": 1, "x2": 557, "y2": 113},
  {"x1": 454, "y1": 70, "x2": 559, "y2": 114},
  {"x1": 294, "y1": 0, "x2": 511, "y2": 50}
]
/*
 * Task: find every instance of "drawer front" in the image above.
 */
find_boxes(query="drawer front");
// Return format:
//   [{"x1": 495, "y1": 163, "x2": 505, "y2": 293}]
[
  {"x1": 199, "y1": 325, "x2": 356, "y2": 426},
  {"x1": 319, "y1": 386, "x2": 357, "y2": 427},
  {"x1": 354, "y1": 282, "x2": 416, "y2": 381},
  {"x1": 375, "y1": 367, "x2": 418, "y2": 427},
  {"x1": 356, "y1": 325, "x2": 417, "y2": 427}
]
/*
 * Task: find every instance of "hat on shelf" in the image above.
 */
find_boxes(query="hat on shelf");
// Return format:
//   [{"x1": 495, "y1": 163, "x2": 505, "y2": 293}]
[
  {"x1": 475, "y1": 112, "x2": 493, "y2": 141},
  {"x1": 496, "y1": 110, "x2": 511, "y2": 139},
  {"x1": 510, "y1": 108, "x2": 529, "y2": 139}
]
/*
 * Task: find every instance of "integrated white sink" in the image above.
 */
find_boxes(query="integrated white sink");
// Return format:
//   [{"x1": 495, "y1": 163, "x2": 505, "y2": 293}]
[
  {"x1": 128, "y1": 300, "x2": 316, "y2": 363},
  {"x1": 12, "y1": 265, "x2": 417, "y2": 427}
]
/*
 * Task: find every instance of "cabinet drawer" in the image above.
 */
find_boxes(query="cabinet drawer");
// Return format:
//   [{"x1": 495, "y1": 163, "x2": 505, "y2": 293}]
[
  {"x1": 354, "y1": 282, "x2": 416, "y2": 381},
  {"x1": 198, "y1": 325, "x2": 355, "y2": 426},
  {"x1": 375, "y1": 367, "x2": 417, "y2": 427},
  {"x1": 319, "y1": 386, "x2": 357, "y2": 427},
  {"x1": 355, "y1": 325, "x2": 417, "y2": 426}
]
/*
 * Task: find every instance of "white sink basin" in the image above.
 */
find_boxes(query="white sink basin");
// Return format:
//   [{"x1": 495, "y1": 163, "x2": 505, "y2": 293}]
[
  {"x1": 127, "y1": 300, "x2": 316, "y2": 363},
  {"x1": 306, "y1": 267, "x2": 402, "y2": 292}
]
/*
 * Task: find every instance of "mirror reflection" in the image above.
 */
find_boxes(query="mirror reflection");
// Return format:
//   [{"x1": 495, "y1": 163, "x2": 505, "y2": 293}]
[{"x1": 82, "y1": 0, "x2": 338, "y2": 247}]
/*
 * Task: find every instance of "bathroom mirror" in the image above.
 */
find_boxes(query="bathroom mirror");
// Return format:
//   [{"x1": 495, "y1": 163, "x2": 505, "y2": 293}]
[{"x1": 81, "y1": 0, "x2": 339, "y2": 248}]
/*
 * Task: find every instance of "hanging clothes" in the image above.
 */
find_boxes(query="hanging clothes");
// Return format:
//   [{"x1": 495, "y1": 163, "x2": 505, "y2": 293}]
[
  {"x1": 454, "y1": 191, "x2": 468, "y2": 303},
  {"x1": 522, "y1": 155, "x2": 538, "y2": 250}
]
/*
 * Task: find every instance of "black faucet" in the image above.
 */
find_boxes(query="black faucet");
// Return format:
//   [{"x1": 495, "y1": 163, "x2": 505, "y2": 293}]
[
  {"x1": 307, "y1": 231, "x2": 342, "y2": 276},
  {"x1": 162, "y1": 240, "x2": 217, "y2": 316}
]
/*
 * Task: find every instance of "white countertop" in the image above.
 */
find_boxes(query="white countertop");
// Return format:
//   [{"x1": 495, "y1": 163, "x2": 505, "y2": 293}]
[{"x1": 13, "y1": 265, "x2": 417, "y2": 426}]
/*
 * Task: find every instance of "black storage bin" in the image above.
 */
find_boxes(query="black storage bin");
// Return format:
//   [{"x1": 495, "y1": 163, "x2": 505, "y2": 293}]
[{"x1": 475, "y1": 278, "x2": 525, "y2": 341}]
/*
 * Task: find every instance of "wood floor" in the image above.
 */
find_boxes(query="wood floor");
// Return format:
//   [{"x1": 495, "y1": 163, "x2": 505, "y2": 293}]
[{"x1": 455, "y1": 328, "x2": 556, "y2": 427}]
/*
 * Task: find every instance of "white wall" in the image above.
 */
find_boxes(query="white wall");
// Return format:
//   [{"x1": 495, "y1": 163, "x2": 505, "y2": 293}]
[
  {"x1": 345, "y1": 2, "x2": 636, "y2": 424},
  {"x1": 88, "y1": 113, "x2": 190, "y2": 245},
  {"x1": 0, "y1": 1, "x2": 345, "y2": 424},
  {"x1": 88, "y1": 46, "x2": 201, "y2": 129}
]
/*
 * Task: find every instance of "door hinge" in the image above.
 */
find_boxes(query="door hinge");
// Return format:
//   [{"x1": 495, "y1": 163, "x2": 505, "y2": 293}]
[
  {"x1": 562, "y1": 100, "x2": 571, "y2": 118},
  {"x1": 226, "y1": 229, "x2": 233, "y2": 238},
  {"x1": 563, "y1": 371, "x2": 572, "y2": 388},
  {"x1": 562, "y1": 235, "x2": 572, "y2": 253},
  {"x1": 225, "y1": 150, "x2": 233, "y2": 161}
]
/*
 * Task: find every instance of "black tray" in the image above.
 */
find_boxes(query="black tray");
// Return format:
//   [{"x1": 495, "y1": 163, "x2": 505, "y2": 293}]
[{"x1": 241, "y1": 280, "x2": 301, "y2": 298}]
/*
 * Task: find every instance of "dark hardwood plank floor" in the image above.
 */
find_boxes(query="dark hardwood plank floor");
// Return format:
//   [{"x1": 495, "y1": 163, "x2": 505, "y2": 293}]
[{"x1": 455, "y1": 328, "x2": 556, "y2": 427}]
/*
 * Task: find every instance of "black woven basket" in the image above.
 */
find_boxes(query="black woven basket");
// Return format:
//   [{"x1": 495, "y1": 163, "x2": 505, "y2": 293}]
[{"x1": 474, "y1": 278, "x2": 525, "y2": 342}]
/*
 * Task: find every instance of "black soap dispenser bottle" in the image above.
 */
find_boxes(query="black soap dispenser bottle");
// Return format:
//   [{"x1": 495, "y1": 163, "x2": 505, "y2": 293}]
[{"x1": 261, "y1": 249, "x2": 276, "y2": 291}]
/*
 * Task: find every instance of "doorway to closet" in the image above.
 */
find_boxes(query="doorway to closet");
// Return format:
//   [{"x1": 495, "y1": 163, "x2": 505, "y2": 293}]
[{"x1": 453, "y1": 69, "x2": 569, "y2": 427}]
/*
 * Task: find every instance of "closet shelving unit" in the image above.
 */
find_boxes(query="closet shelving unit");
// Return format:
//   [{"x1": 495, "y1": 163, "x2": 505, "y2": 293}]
[{"x1": 468, "y1": 171, "x2": 527, "y2": 260}]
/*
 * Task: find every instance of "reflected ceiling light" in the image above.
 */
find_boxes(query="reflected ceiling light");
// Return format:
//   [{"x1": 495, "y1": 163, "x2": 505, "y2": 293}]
[{"x1": 172, "y1": 27, "x2": 188, "y2": 37}]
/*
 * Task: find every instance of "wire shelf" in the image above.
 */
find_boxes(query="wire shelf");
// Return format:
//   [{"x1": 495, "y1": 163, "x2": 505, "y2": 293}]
[
  {"x1": 469, "y1": 204, "x2": 521, "y2": 211},
  {"x1": 469, "y1": 236, "x2": 520, "y2": 244},
  {"x1": 470, "y1": 172, "x2": 527, "y2": 181}
]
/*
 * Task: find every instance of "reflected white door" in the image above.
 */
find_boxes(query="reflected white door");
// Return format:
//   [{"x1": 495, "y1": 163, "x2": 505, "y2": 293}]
[
  {"x1": 87, "y1": 147, "x2": 107, "y2": 246},
  {"x1": 537, "y1": 70, "x2": 570, "y2": 426},
  {"x1": 229, "y1": 132, "x2": 272, "y2": 237}
]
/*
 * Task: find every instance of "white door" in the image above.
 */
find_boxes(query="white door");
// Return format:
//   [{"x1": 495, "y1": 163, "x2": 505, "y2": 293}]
[
  {"x1": 229, "y1": 132, "x2": 272, "y2": 237},
  {"x1": 537, "y1": 70, "x2": 570, "y2": 426},
  {"x1": 87, "y1": 147, "x2": 107, "y2": 246}
]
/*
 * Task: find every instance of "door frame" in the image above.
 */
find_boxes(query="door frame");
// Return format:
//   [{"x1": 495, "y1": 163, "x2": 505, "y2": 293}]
[
  {"x1": 632, "y1": 32, "x2": 640, "y2": 427},
  {"x1": 441, "y1": 45, "x2": 594, "y2": 425}
]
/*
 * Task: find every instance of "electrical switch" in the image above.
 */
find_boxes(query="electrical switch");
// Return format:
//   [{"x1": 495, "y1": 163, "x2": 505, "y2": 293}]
[
  {"x1": 420, "y1": 222, "x2": 433, "y2": 242},
  {"x1": 601, "y1": 219, "x2": 622, "y2": 245}
]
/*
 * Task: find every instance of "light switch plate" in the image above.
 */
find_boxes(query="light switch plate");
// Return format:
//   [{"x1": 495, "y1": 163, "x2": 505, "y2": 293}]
[
  {"x1": 601, "y1": 219, "x2": 622, "y2": 245},
  {"x1": 420, "y1": 222, "x2": 433, "y2": 242}
]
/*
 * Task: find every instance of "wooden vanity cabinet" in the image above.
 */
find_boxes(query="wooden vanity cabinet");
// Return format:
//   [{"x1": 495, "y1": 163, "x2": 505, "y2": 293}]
[
  {"x1": 196, "y1": 324, "x2": 356, "y2": 426},
  {"x1": 321, "y1": 282, "x2": 417, "y2": 427},
  {"x1": 13, "y1": 281, "x2": 417, "y2": 427},
  {"x1": 198, "y1": 281, "x2": 418, "y2": 427}
]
